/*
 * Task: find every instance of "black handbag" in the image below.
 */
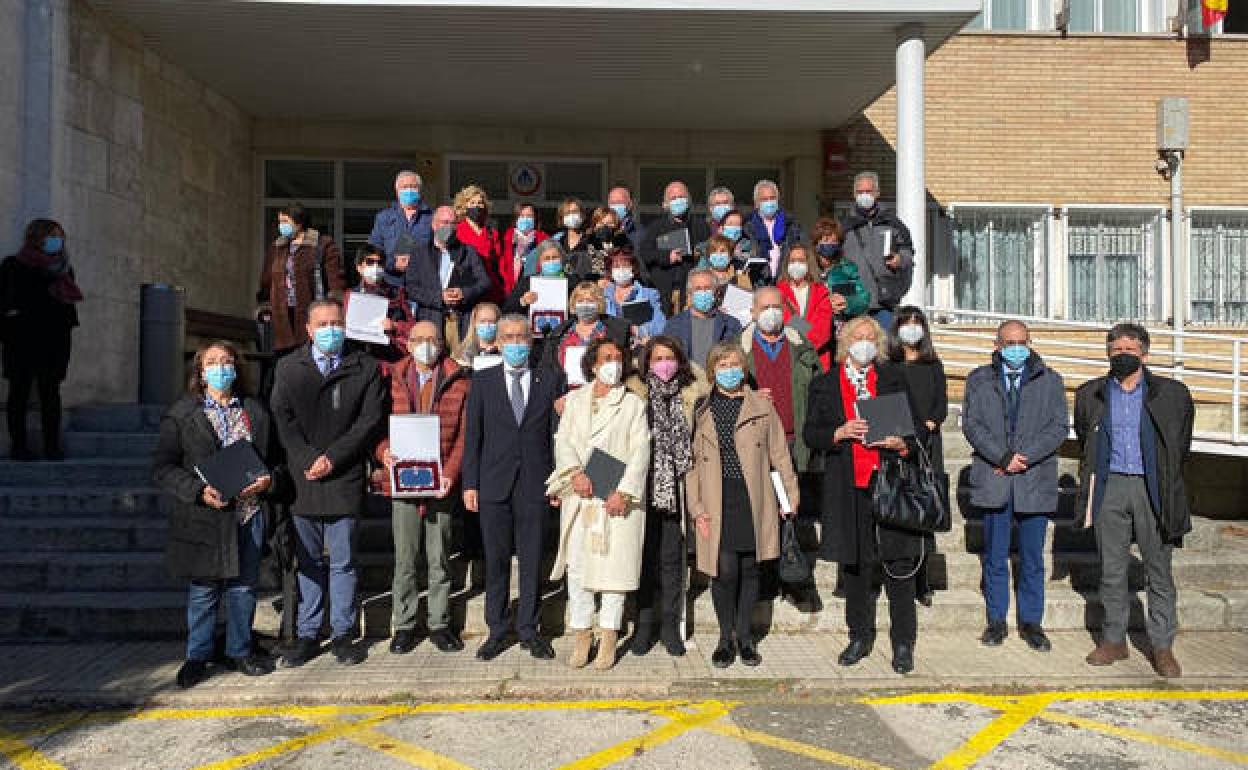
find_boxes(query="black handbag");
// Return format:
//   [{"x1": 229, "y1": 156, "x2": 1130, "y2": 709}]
[
  {"x1": 871, "y1": 443, "x2": 949, "y2": 534},
  {"x1": 777, "y1": 517, "x2": 811, "y2": 585}
]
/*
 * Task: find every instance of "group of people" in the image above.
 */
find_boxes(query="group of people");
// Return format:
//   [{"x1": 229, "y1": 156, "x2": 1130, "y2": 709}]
[{"x1": 137, "y1": 168, "x2": 1195, "y2": 689}]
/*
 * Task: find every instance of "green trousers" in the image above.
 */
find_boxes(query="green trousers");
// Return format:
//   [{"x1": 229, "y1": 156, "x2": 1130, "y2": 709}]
[{"x1": 391, "y1": 498, "x2": 455, "y2": 632}]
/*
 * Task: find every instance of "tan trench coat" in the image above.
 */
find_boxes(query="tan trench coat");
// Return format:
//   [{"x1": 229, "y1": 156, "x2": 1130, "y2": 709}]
[{"x1": 685, "y1": 387, "x2": 800, "y2": 578}]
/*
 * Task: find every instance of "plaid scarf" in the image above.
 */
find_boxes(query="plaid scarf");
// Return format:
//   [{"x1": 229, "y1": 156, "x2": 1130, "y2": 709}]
[{"x1": 646, "y1": 374, "x2": 692, "y2": 514}]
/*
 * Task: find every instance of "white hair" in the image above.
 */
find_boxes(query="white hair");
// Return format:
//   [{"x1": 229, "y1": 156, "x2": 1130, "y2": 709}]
[
  {"x1": 394, "y1": 170, "x2": 423, "y2": 187},
  {"x1": 708, "y1": 186, "x2": 734, "y2": 203},
  {"x1": 752, "y1": 179, "x2": 780, "y2": 203},
  {"x1": 853, "y1": 171, "x2": 880, "y2": 192}
]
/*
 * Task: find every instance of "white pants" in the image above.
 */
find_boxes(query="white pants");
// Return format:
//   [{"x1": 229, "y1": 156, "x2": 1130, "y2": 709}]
[{"x1": 566, "y1": 516, "x2": 627, "y2": 630}]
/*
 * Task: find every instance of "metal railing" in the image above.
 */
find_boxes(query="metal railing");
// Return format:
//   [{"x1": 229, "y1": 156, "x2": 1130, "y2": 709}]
[{"x1": 924, "y1": 306, "x2": 1248, "y2": 454}]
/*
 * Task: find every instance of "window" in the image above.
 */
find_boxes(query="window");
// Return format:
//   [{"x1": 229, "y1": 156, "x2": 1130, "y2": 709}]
[
  {"x1": 1068, "y1": 0, "x2": 1140, "y2": 31},
  {"x1": 966, "y1": 0, "x2": 1173, "y2": 32},
  {"x1": 637, "y1": 165, "x2": 782, "y2": 226},
  {"x1": 1190, "y1": 210, "x2": 1248, "y2": 324},
  {"x1": 1066, "y1": 208, "x2": 1162, "y2": 321},
  {"x1": 264, "y1": 160, "x2": 334, "y2": 199},
  {"x1": 950, "y1": 206, "x2": 1050, "y2": 316}
]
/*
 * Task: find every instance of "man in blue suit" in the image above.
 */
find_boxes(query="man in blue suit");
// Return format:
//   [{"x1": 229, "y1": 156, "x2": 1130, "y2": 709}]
[
  {"x1": 369, "y1": 170, "x2": 433, "y2": 276},
  {"x1": 663, "y1": 267, "x2": 743, "y2": 368},
  {"x1": 462, "y1": 314, "x2": 561, "y2": 661}
]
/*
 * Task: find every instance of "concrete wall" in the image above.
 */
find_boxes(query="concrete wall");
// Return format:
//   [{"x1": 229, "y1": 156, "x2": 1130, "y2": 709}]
[{"x1": 0, "y1": 0, "x2": 28, "y2": 252}]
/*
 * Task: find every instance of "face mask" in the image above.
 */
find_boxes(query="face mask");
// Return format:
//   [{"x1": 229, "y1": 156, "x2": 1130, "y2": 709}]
[
  {"x1": 475, "y1": 322, "x2": 497, "y2": 342},
  {"x1": 515, "y1": 216, "x2": 535, "y2": 234},
  {"x1": 563, "y1": 212, "x2": 583, "y2": 230},
  {"x1": 466, "y1": 206, "x2": 487, "y2": 225},
  {"x1": 651, "y1": 359, "x2": 679, "y2": 383},
  {"x1": 434, "y1": 224, "x2": 455, "y2": 244},
  {"x1": 721, "y1": 225, "x2": 742, "y2": 241},
  {"x1": 1000, "y1": 344, "x2": 1030, "y2": 369},
  {"x1": 758, "y1": 307, "x2": 785, "y2": 334},
  {"x1": 611, "y1": 267, "x2": 634, "y2": 285},
  {"x1": 668, "y1": 197, "x2": 690, "y2": 217},
  {"x1": 758, "y1": 200, "x2": 780, "y2": 218},
  {"x1": 597, "y1": 361, "x2": 623, "y2": 386},
  {"x1": 203, "y1": 364, "x2": 236, "y2": 392},
  {"x1": 502, "y1": 342, "x2": 530, "y2": 368},
  {"x1": 41, "y1": 236, "x2": 64, "y2": 254},
  {"x1": 594, "y1": 226, "x2": 615, "y2": 242},
  {"x1": 610, "y1": 203, "x2": 630, "y2": 221},
  {"x1": 786, "y1": 261, "x2": 808, "y2": 281},
  {"x1": 412, "y1": 341, "x2": 440, "y2": 366},
  {"x1": 848, "y1": 339, "x2": 878, "y2": 365},
  {"x1": 897, "y1": 324, "x2": 925, "y2": 346},
  {"x1": 313, "y1": 325, "x2": 345, "y2": 356},
  {"x1": 816, "y1": 243, "x2": 841, "y2": 260},
  {"x1": 691, "y1": 289, "x2": 716, "y2": 314},
  {"x1": 398, "y1": 189, "x2": 421, "y2": 206},
  {"x1": 715, "y1": 366, "x2": 745, "y2": 391},
  {"x1": 575, "y1": 302, "x2": 598, "y2": 322},
  {"x1": 540, "y1": 260, "x2": 562, "y2": 276},
  {"x1": 855, "y1": 192, "x2": 876, "y2": 211},
  {"x1": 711, "y1": 203, "x2": 732, "y2": 221},
  {"x1": 278, "y1": 222, "x2": 295, "y2": 238},
  {"x1": 1109, "y1": 353, "x2": 1142, "y2": 380},
  {"x1": 709, "y1": 252, "x2": 731, "y2": 271},
  {"x1": 360, "y1": 265, "x2": 383, "y2": 283}
]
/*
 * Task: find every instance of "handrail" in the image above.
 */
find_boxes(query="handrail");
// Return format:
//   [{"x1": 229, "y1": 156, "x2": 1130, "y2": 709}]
[{"x1": 925, "y1": 306, "x2": 1248, "y2": 345}]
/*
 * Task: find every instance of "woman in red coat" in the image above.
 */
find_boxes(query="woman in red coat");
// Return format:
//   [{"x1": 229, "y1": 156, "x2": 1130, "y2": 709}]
[
  {"x1": 453, "y1": 184, "x2": 504, "y2": 303},
  {"x1": 776, "y1": 243, "x2": 833, "y2": 371},
  {"x1": 500, "y1": 201, "x2": 549, "y2": 297}
]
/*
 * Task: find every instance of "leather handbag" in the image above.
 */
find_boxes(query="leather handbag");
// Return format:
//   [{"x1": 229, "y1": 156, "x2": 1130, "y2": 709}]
[
  {"x1": 871, "y1": 443, "x2": 949, "y2": 534},
  {"x1": 777, "y1": 517, "x2": 811, "y2": 585}
]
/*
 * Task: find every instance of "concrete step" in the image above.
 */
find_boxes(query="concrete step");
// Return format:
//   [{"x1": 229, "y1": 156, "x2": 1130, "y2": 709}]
[
  {"x1": 0, "y1": 517, "x2": 166, "y2": 552},
  {"x1": 0, "y1": 552, "x2": 180, "y2": 592},
  {"x1": 0, "y1": 432, "x2": 159, "y2": 460},
  {"x1": 66, "y1": 404, "x2": 165, "y2": 433},
  {"x1": 0, "y1": 459, "x2": 153, "y2": 488},
  {"x1": 0, "y1": 486, "x2": 164, "y2": 517},
  {"x1": 934, "y1": 515, "x2": 1244, "y2": 554},
  {"x1": 933, "y1": 550, "x2": 1248, "y2": 593},
  {"x1": 0, "y1": 591, "x2": 186, "y2": 638}
]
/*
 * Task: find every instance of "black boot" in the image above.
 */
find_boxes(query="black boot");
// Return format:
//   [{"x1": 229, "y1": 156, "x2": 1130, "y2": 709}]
[
  {"x1": 38, "y1": 381, "x2": 63, "y2": 461},
  {"x1": 659, "y1": 618, "x2": 686, "y2": 657},
  {"x1": 629, "y1": 622, "x2": 657, "y2": 656}
]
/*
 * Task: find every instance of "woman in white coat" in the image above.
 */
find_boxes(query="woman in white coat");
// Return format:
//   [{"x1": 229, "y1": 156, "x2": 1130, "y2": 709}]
[{"x1": 547, "y1": 337, "x2": 651, "y2": 670}]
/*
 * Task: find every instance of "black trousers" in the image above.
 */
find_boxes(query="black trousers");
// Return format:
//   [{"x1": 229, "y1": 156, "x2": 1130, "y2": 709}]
[
  {"x1": 711, "y1": 550, "x2": 759, "y2": 644},
  {"x1": 844, "y1": 559, "x2": 918, "y2": 646},
  {"x1": 634, "y1": 508, "x2": 685, "y2": 629},
  {"x1": 479, "y1": 499, "x2": 546, "y2": 642},
  {"x1": 5, "y1": 370, "x2": 61, "y2": 454}
]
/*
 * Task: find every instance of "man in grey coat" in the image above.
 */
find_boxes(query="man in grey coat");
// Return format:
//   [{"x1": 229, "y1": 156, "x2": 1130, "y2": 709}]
[
  {"x1": 840, "y1": 171, "x2": 914, "y2": 331},
  {"x1": 962, "y1": 320, "x2": 1068, "y2": 652}
]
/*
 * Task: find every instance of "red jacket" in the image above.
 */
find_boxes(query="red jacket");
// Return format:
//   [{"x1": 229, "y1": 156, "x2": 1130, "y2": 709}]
[
  {"x1": 455, "y1": 220, "x2": 504, "y2": 303},
  {"x1": 778, "y1": 279, "x2": 834, "y2": 371},
  {"x1": 500, "y1": 226, "x2": 550, "y2": 296}
]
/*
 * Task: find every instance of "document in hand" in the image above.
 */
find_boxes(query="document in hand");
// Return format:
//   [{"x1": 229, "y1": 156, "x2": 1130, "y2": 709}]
[
  {"x1": 389, "y1": 414, "x2": 442, "y2": 498},
  {"x1": 656, "y1": 228, "x2": 692, "y2": 255},
  {"x1": 621, "y1": 299, "x2": 653, "y2": 326},
  {"x1": 828, "y1": 282, "x2": 857, "y2": 299},
  {"x1": 564, "y1": 345, "x2": 588, "y2": 387},
  {"x1": 584, "y1": 448, "x2": 627, "y2": 501},
  {"x1": 344, "y1": 291, "x2": 390, "y2": 344},
  {"x1": 720, "y1": 284, "x2": 754, "y2": 327},
  {"x1": 770, "y1": 470, "x2": 793, "y2": 514},
  {"x1": 854, "y1": 392, "x2": 916, "y2": 446},
  {"x1": 473, "y1": 354, "x2": 502, "y2": 371},
  {"x1": 195, "y1": 440, "x2": 269, "y2": 501},
  {"x1": 529, "y1": 276, "x2": 567, "y2": 337}
]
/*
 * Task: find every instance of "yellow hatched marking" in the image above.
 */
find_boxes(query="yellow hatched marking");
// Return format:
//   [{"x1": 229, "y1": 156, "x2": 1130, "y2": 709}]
[
  {"x1": 552, "y1": 701, "x2": 735, "y2": 770},
  {"x1": 1036, "y1": 710, "x2": 1248, "y2": 765},
  {"x1": 303, "y1": 714, "x2": 474, "y2": 770},
  {"x1": 702, "y1": 722, "x2": 895, "y2": 770},
  {"x1": 0, "y1": 727, "x2": 66, "y2": 770},
  {"x1": 188, "y1": 712, "x2": 400, "y2": 770},
  {"x1": 929, "y1": 694, "x2": 1056, "y2": 770}
]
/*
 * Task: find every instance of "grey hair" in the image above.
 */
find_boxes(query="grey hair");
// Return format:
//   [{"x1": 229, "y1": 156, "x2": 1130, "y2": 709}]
[
  {"x1": 995, "y1": 319, "x2": 1030, "y2": 343},
  {"x1": 853, "y1": 171, "x2": 880, "y2": 191},
  {"x1": 708, "y1": 186, "x2": 734, "y2": 202},
  {"x1": 498, "y1": 313, "x2": 533, "y2": 339},
  {"x1": 535, "y1": 239, "x2": 565, "y2": 260},
  {"x1": 408, "y1": 319, "x2": 444, "y2": 343},
  {"x1": 394, "y1": 170, "x2": 423, "y2": 187},
  {"x1": 752, "y1": 179, "x2": 780, "y2": 202},
  {"x1": 686, "y1": 266, "x2": 716, "y2": 291}
]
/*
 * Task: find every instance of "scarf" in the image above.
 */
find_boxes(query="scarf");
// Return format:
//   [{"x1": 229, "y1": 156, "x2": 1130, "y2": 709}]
[
  {"x1": 647, "y1": 374, "x2": 692, "y2": 514},
  {"x1": 15, "y1": 244, "x2": 83, "y2": 304}
]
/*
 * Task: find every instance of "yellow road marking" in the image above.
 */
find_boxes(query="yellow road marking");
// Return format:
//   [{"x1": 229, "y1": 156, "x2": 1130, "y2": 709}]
[
  {"x1": 702, "y1": 722, "x2": 895, "y2": 770},
  {"x1": 304, "y1": 715, "x2": 474, "y2": 770},
  {"x1": 188, "y1": 712, "x2": 401, "y2": 770},
  {"x1": 1036, "y1": 710, "x2": 1248, "y2": 765},
  {"x1": 551, "y1": 701, "x2": 735, "y2": 770},
  {"x1": 0, "y1": 727, "x2": 67, "y2": 770},
  {"x1": 930, "y1": 694, "x2": 1056, "y2": 770}
]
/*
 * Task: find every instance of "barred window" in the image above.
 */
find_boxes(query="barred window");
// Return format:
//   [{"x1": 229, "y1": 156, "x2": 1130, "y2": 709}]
[
  {"x1": 950, "y1": 206, "x2": 1050, "y2": 316},
  {"x1": 1190, "y1": 210, "x2": 1248, "y2": 325},
  {"x1": 1066, "y1": 208, "x2": 1162, "y2": 322}
]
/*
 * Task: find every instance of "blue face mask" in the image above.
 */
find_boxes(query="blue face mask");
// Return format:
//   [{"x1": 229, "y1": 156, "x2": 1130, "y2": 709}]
[
  {"x1": 668, "y1": 197, "x2": 690, "y2": 217},
  {"x1": 691, "y1": 289, "x2": 717, "y2": 314},
  {"x1": 711, "y1": 204, "x2": 732, "y2": 221},
  {"x1": 515, "y1": 216, "x2": 535, "y2": 234},
  {"x1": 502, "y1": 342, "x2": 531, "y2": 368},
  {"x1": 203, "y1": 364, "x2": 237, "y2": 392},
  {"x1": 708, "y1": 252, "x2": 731, "y2": 271},
  {"x1": 715, "y1": 366, "x2": 745, "y2": 391},
  {"x1": 721, "y1": 225, "x2": 742, "y2": 241},
  {"x1": 398, "y1": 188, "x2": 421, "y2": 206},
  {"x1": 278, "y1": 222, "x2": 295, "y2": 238},
  {"x1": 41, "y1": 236, "x2": 64, "y2": 254},
  {"x1": 609, "y1": 203, "x2": 629, "y2": 221},
  {"x1": 313, "y1": 325, "x2": 345, "y2": 355},
  {"x1": 540, "y1": 260, "x2": 562, "y2": 276},
  {"x1": 1000, "y1": 344, "x2": 1030, "y2": 369},
  {"x1": 758, "y1": 200, "x2": 780, "y2": 218},
  {"x1": 475, "y1": 322, "x2": 497, "y2": 342}
]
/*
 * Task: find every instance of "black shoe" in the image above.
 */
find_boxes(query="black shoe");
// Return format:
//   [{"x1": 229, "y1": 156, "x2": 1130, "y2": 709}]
[
  {"x1": 918, "y1": 591, "x2": 934, "y2": 608},
  {"x1": 1020, "y1": 623, "x2": 1052, "y2": 652},
  {"x1": 430, "y1": 628, "x2": 464, "y2": 652},
  {"x1": 331, "y1": 636, "x2": 365, "y2": 666},
  {"x1": 228, "y1": 653, "x2": 275, "y2": 677},
  {"x1": 981, "y1": 621, "x2": 1008, "y2": 647},
  {"x1": 738, "y1": 643, "x2": 762, "y2": 667},
  {"x1": 711, "y1": 639, "x2": 736, "y2": 668},
  {"x1": 520, "y1": 637, "x2": 555, "y2": 660},
  {"x1": 176, "y1": 659, "x2": 209, "y2": 689},
  {"x1": 629, "y1": 624, "x2": 657, "y2": 656},
  {"x1": 476, "y1": 637, "x2": 507, "y2": 661},
  {"x1": 892, "y1": 642, "x2": 915, "y2": 675},
  {"x1": 838, "y1": 636, "x2": 875, "y2": 667},
  {"x1": 660, "y1": 622, "x2": 686, "y2": 657},
  {"x1": 389, "y1": 629, "x2": 419, "y2": 655},
  {"x1": 280, "y1": 638, "x2": 319, "y2": 668}
]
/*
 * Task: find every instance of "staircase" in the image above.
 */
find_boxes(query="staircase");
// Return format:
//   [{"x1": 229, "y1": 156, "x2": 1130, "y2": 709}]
[{"x1": 2, "y1": 406, "x2": 1246, "y2": 640}]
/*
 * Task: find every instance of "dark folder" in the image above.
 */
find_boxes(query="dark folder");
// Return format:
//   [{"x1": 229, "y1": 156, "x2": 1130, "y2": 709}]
[
  {"x1": 585, "y1": 448, "x2": 627, "y2": 501},
  {"x1": 855, "y1": 392, "x2": 916, "y2": 446},
  {"x1": 829, "y1": 282, "x2": 857, "y2": 298},
  {"x1": 656, "y1": 228, "x2": 691, "y2": 254},
  {"x1": 194, "y1": 440, "x2": 269, "y2": 501},
  {"x1": 621, "y1": 300, "x2": 654, "y2": 326}
]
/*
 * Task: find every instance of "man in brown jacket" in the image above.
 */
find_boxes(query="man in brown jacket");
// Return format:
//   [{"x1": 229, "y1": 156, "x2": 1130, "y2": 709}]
[{"x1": 373, "y1": 320, "x2": 471, "y2": 654}]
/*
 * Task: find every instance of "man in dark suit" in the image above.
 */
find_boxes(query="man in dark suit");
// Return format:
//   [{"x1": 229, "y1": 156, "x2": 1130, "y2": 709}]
[
  {"x1": 662, "y1": 267, "x2": 743, "y2": 368},
  {"x1": 462, "y1": 314, "x2": 561, "y2": 660},
  {"x1": 639, "y1": 180, "x2": 711, "y2": 317},
  {"x1": 403, "y1": 205, "x2": 492, "y2": 352}
]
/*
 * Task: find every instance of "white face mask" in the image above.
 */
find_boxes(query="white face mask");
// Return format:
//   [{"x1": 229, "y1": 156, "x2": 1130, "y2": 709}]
[
  {"x1": 360, "y1": 265, "x2": 383, "y2": 283},
  {"x1": 848, "y1": 339, "x2": 878, "y2": 365},
  {"x1": 758, "y1": 306, "x2": 785, "y2": 334},
  {"x1": 786, "y1": 261, "x2": 808, "y2": 281},
  {"x1": 563, "y1": 212, "x2": 583, "y2": 230},
  {"x1": 897, "y1": 324, "x2": 925, "y2": 346},
  {"x1": 855, "y1": 192, "x2": 876, "y2": 210},
  {"x1": 597, "y1": 360, "x2": 622, "y2": 386},
  {"x1": 611, "y1": 267, "x2": 634, "y2": 286},
  {"x1": 412, "y1": 341, "x2": 440, "y2": 366}
]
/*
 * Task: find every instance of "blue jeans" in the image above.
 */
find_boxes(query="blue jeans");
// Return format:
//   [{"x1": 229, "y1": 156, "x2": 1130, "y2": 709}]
[
  {"x1": 185, "y1": 512, "x2": 265, "y2": 661},
  {"x1": 293, "y1": 515, "x2": 358, "y2": 640},
  {"x1": 981, "y1": 499, "x2": 1049, "y2": 625}
]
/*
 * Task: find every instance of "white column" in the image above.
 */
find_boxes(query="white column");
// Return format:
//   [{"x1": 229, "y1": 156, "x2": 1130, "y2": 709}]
[{"x1": 896, "y1": 24, "x2": 927, "y2": 307}]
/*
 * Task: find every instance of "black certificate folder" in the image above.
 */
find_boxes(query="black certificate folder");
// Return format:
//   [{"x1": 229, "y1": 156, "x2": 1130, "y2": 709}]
[
  {"x1": 585, "y1": 448, "x2": 627, "y2": 500},
  {"x1": 194, "y1": 440, "x2": 269, "y2": 500},
  {"x1": 855, "y1": 392, "x2": 916, "y2": 446}
]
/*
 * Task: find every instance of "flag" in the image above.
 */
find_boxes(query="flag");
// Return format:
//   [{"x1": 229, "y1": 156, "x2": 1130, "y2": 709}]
[{"x1": 1203, "y1": 0, "x2": 1228, "y2": 29}]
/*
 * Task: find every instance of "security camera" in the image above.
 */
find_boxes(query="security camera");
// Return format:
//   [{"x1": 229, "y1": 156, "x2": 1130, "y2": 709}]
[{"x1": 1154, "y1": 158, "x2": 1171, "y2": 174}]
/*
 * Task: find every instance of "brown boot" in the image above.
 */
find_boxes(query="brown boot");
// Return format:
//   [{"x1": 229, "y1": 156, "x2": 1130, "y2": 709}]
[
  {"x1": 1152, "y1": 648, "x2": 1182, "y2": 678},
  {"x1": 593, "y1": 629, "x2": 618, "y2": 670},
  {"x1": 568, "y1": 629, "x2": 593, "y2": 669},
  {"x1": 1086, "y1": 641, "x2": 1129, "y2": 666}
]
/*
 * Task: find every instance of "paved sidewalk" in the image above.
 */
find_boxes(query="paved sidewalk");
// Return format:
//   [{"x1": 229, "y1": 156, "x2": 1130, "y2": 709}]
[{"x1": 3, "y1": 630, "x2": 1247, "y2": 707}]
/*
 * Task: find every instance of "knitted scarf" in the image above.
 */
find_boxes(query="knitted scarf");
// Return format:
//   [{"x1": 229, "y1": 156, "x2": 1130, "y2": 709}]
[
  {"x1": 646, "y1": 373, "x2": 692, "y2": 514},
  {"x1": 15, "y1": 244, "x2": 83, "y2": 304}
]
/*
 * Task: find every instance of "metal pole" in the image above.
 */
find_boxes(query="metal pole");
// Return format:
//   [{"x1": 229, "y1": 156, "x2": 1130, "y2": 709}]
[
  {"x1": 896, "y1": 24, "x2": 926, "y2": 308},
  {"x1": 1170, "y1": 152, "x2": 1184, "y2": 379}
]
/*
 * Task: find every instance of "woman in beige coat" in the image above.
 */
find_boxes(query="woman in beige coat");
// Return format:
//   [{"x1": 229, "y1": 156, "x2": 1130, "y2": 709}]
[
  {"x1": 547, "y1": 337, "x2": 651, "y2": 670},
  {"x1": 687, "y1": 341, "x2": 800, "y2": 669}
]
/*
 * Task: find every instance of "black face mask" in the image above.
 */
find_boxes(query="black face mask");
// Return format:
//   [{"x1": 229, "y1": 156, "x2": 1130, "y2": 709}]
[
  {"x1": 466, "y1": 206, "x2": 487, "y2": 225},
  {"x1": 1108, "y1": 353, "x2": 1142, "y2": 380},
  {"x1": 593, "y1": 226, "x2": 615, "y2": 243}
]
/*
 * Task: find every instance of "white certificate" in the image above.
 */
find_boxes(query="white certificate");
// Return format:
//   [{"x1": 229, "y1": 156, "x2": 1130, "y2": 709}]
[
  {"x1": 530, "y1": 277, "x2": 567, "y2": 312},
  {"x1": 721, "y1": 284, "x2": 754, "y2": 328},
  {"x1": 473, "y1": 354, "x2": 502, "y2": 371},
  {"x1": 344, "y1": 291, "x2": 390, "y2": 344},
  {"x1": 882, "y1": 228, "x2": 893, "y2": 258},
  {"x1": 564, "y1": 345, "x2": 587, "y2": 387},
  {"x1": 770, "y1": 470, "x2": 793, "y2": 514},
  {"x1": 389, "y1": 414, "x2": 442, "y2": 499}
]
